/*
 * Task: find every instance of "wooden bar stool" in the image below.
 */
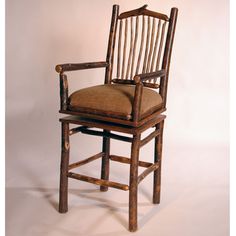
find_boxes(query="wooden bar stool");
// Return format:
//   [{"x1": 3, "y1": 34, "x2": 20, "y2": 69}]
[{"x1": 55, "y1": 5, "x2": 178, "y2": 232}]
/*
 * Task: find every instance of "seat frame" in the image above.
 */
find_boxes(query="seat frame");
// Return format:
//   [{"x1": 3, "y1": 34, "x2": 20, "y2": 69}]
[{"x1": 55, "y1": 5, "x2": 178, "y2": 232}]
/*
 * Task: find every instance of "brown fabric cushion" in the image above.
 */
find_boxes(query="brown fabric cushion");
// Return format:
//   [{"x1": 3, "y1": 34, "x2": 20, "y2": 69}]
[{"x1": 68, "y1": 84, "x2": 163, "y2": 120}]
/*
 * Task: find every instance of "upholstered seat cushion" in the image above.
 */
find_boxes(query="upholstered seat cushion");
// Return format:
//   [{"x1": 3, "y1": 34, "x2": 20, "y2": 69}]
[{"x1": 68, "y1": 84, "x2": 163, "y2": 120}]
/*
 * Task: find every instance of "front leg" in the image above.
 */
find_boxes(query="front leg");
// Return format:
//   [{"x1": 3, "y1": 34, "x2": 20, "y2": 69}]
[
  {"x1": 129, "y1": 134, "x2": 141, "y2": 232},
  {"x1": 59, "y1": 122, "x2": 70, "y2": 213}
]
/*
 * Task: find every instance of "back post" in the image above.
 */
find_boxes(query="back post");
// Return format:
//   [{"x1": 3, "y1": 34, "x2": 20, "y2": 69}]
[
  {"x1": 160, "y1": 7, "x2": 178, "y2": 107},
  {"x1": 105, "y1": 5, "x2": 119, "y2": 84}
]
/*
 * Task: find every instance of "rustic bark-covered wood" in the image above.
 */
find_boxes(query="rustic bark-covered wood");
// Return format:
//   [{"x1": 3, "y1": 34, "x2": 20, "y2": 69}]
[
  {"x1": 150, "y1": 19, "x2": 161, "y2": 72},
  {"x1": 156, "y1": 21, "x2": 167, "y2": 72},
  {"x1": 118, "y1": 5, "x2": 169, "y2": 21},
  {"x1": 68, "y1": 152, "x2": 104, "y2": 170},
  {"x1": 136, "y1": 69, "x2": 166, "y2": 82},
  {"x1": 59, "y1": 73, "x2": 68, "y2": 111},
  {"x1": 56, "y1": 4, "x2": 178, "y2": 232},
  {"x1": 153, "y1": 120, "x2": 164, "y2": 204},
  {"x1": 121, "y1": 18, "x2": 128, "y2": 80},
  {"x1": 146, "y1": 17, "x2": 156, "y2": 73},
  {"x1": 130, "y1": 16, "x2": 139, "y2": 79},
  {"x1": 142, "y1": 16, "x2": 151, "y2": 73},
  {"x1": 117, "y1": 20, "x2": 123, "y2": 78},
  {"x1": 125, "y1": 16, "x2": 134, "y2": 80},
  {"x1": 132, "y1": 81, "x2": 143, "y2": 124},
  {"x1": 135, "y1": 15, "x2": 145, "y2": 75},
  {"x1": 59, "y1": 122, "x2": 70, "y2": 213},
  {"x1": 112, "y1": 78, "x2": 160, "y2": 89},
  {"x1": 129, "y1": 134, "x2": 141, "y2": 232},
  {"x1": 100, "y1": 130, "x2": 110, "y2": 191},
  {"x1": 140, "y1": 128, "x2": 160, "y2": 147},
  {"x1": 138, "y1": 162, "x2": 159, "y2": 184},
  {"x1": 56, "y1": 61, "x2": 108, "y2": 73},
  {"x1": 105, "y1": 5, "x2": 119, "y2": 84},
  {"x1": 160, "y1": 8, "x2": 178, "y2": 107},
  {"x1": 110, "y1": 155, "x2": 153, "y2": 168},
  {"x1": 55, "y1": 8, "x2": 177, "y2": 124},
  {"x1": 68, "y1": 172, "x2": 129, "y2": 191}
]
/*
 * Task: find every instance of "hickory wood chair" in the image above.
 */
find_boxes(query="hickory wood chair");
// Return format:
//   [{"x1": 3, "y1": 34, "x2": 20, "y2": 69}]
[{"x1": 55, "y1": 5, "x2": 178, "y2": 232}]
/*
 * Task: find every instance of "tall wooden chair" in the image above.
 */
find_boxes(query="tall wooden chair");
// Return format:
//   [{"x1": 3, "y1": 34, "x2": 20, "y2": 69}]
[{"x1": 55, "y1": 4, "x2": 178, "y2": 231}]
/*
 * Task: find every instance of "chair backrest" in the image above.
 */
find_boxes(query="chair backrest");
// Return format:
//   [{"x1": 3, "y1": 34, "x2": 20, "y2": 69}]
[{"x1": 105, "y1": 5, "x2": 178, "y2": 107}]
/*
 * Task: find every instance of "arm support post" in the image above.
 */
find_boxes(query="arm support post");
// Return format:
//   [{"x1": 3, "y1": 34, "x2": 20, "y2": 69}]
[
  {"x1": 132, "y1": 70, "x2": 166, "y2": 123},
  {"x1": 132, "y1": 76, "x2": 143, "y2": 124},
  {"x1": 56, "y1": 61, "x2": 108, "y2": 111},
  {"x1": 60, "y1": 73, "x2": 68, "y2": 111}
]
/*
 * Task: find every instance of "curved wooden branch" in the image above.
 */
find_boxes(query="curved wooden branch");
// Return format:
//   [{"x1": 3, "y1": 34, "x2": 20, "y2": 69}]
[
  {"x1": 55, "y1": 61, "x2": 108, "y2": 73},
  {"x1": 118, "y1": 5, "x2": 169, "y2": 21}
]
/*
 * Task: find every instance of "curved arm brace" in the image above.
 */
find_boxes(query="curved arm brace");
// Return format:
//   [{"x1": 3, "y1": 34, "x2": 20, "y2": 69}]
[{"x1": 55, "y1": 61, "x2": 109, "y2": 73}]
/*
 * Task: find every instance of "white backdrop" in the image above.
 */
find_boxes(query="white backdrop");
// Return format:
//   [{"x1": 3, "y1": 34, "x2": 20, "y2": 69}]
[{"x1": 6, "y1": 0, "x2": 229, "y2": 235}]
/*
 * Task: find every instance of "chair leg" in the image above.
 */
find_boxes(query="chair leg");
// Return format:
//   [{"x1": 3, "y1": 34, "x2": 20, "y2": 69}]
[
  {"x1": 153, "y1": 120, "x2": 164, "y2": 204},
  {"x1": 100, "y1": 130, "x2": 110, "y2": 192},
  {"x1": 59, "y1": 122, "x2": 70, "y2": 213},
  {"x1": 129, "y1": 134, "x2": 141, "y2": 232}
]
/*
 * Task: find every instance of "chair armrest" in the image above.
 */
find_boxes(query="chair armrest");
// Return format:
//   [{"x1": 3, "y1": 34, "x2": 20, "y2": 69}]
[
  {"x1": 56, "y1": 61, "x2": 108, "y2": 111},
  {"x1": 55, "y1": 61, "x2": 109, "y2": 73},
  {"x1": 132, "y1": 70, "x2": 165, "y2": 123},
  {"x1": 134, "y1": 69, "x2": 166, "y2": 83}
]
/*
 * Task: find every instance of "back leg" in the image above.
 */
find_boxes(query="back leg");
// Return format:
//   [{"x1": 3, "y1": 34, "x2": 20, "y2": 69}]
[
  {"x1": 153, "y1": 120, "x2": 164, "y2": 204},
  {"x1": 100, "y1": 130, "x2": 110, "y2": 191}
]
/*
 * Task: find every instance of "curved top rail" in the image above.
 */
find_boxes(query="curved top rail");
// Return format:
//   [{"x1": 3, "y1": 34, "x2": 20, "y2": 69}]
[{"x1": 118, "y1": 5, "x2": 169, "y2": 21}]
